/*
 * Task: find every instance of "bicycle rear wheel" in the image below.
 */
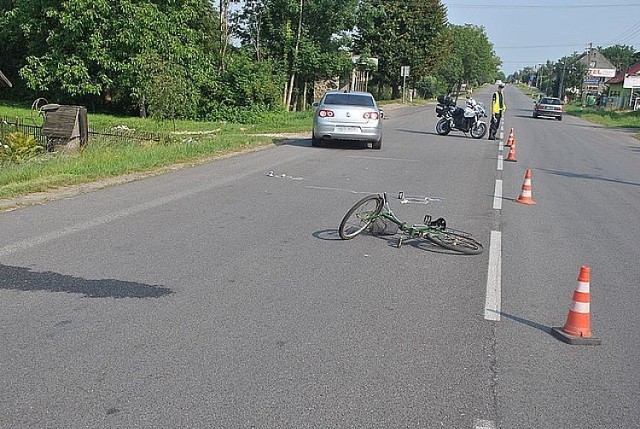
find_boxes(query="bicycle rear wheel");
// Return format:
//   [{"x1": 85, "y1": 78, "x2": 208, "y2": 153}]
[
  {"x1": 426, "y1": 231, "x2": 483, "y2": 255},
  {"x1": 339, "y1": 194, "x2": 383, "y2": 240}
]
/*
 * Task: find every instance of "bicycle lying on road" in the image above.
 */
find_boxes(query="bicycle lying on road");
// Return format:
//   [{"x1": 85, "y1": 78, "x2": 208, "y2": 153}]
[{"x1": 338, "y1": 192, "x2": 483, "y2": 255}]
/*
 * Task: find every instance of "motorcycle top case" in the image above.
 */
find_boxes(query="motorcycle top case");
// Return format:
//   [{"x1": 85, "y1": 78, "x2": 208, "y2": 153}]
[{"x1": 437, "y1": 95, "x2": 455, "y2": 106}]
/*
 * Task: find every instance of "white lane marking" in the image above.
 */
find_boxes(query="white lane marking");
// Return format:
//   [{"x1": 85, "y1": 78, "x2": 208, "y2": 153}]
[
  {"x1": 499, "y1": 131, "x2": 504, "y2": 140},
  {"x1": 475, "y1": 418, "x2": 498, "y2": 429},
  {"x1": 497, "y1": 155, "x2": 504, "y2": 171},
  {"x1": 484, "y1": 231, "x2": 502, "y2": 321},
  {"x1": 0, "y1": 168, "x2": 265, "y2": 257},
  {"x1": 0, "y1": 188, "x2": 211, "y2": 258},
  {"x1": 304, "y1": 186, "x2": 375, "y2": 195},
  {"x1": 493, "y1": 180, "x2": 503, "y2": 210},
  {"x1": 348, "y1": 155, "x2": 422, "y2": 163}
]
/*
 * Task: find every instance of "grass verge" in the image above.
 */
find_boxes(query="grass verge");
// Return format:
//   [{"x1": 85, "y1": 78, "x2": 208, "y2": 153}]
[
  {"x1": 1, "y1": 101, "x2": 313, "y2": 200},
  {"x1": 512, "y1": 86, "x2": 640, "y2": 140},
  {"x1": 563, "y1": 104, "x2": 640, "y2": 137}
]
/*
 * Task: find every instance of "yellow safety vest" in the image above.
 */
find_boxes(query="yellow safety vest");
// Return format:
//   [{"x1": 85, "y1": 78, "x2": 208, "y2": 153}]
[{"x1": 492, "y1": 91, "x2": 506, "y2": 114}]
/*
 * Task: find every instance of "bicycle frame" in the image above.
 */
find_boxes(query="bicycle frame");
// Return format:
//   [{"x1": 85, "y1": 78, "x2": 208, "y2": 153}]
[
  {"x1": 338, "y1": 191, "x2": 483, "y2": 254},
  {"x1": 376, "y1": 192, "x2": 448, "y2": 239}
]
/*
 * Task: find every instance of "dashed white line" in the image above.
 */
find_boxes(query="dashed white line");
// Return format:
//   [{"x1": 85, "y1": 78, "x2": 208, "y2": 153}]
[
  {"x1": 497, "y1": 154, "x2": 504, "y2": 171},
  {"x1": 493, "y1": 180, "x2": 503, "y2": 210},
  {"x1": 484, "y1": 231, "x2": 502, "y2": 321},
  {"x1": 475, "y1": 418, "x2": 498, "y2": 429}
]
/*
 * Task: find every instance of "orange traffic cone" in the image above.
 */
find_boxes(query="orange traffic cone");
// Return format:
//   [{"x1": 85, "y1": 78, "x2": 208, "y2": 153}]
[
  {"x1": 505, "y1": 128, "x2": 515, "y2": 147},
  {"x1": 516, "y1": 169, "x2": 536, "y2": 205},
  {"x1": 551, "y1": 266, "x2": 601, "y2": 345},
  {"x1": 505, "y1": 141, "x2": 517, "y2": 162}
]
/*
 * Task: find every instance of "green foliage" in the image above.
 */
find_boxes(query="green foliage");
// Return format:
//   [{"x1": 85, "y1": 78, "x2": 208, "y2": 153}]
[
  {"x1": 598, "y1": 45, "x2": 640, "y2": 71},
  {"x1": 435, "y1": 24, "x2": 501, "y2": 91},
  {"x1": 1, "y1": 0, "x2": 508, "y2": 118},
  {"x1": 0, "y1": 131, "x2": 44, "y2": 164},
  {"x1": 414, "y1": 75, "x2": 448, "y2": 99}
]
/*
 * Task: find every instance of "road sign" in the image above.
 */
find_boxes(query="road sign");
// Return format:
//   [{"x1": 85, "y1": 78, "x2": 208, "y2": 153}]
[
  {"x1": 623, "y1": 75, "x2": 640, "y2": 88},
  {"x1": 401, "y1": 66, "x2": 410, "y2": 77}
]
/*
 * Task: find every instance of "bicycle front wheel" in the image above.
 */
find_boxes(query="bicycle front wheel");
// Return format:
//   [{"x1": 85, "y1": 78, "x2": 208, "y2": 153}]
[
  {"x1": 339, "y1": 194, "x2": 383, "y2": 240},
  {"x1": 427, "y1": 231, "x2": 483, "y2": 255}
]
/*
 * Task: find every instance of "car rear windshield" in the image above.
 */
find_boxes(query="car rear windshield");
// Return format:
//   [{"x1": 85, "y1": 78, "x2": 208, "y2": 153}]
[
  {"x1": 323, "y1": 93, "x2": 375, "y2": 107},
  {"x1": 541, "y1": 98, "x2": 562, "y2": 105}
]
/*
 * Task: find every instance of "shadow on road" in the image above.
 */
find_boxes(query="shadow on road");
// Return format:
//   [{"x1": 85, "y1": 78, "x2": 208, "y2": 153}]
[
  {"x1": 312, "y1": 228, "x2": 341, "y2": 241},
  {"x1": 537, "y1": 167, "x2": 640, "y2": 188},
  {"x1": 275, "y1": 138, "x2": 372, "y2": 150},
  {"x1": 0, "y1": 264, "x2": 173, "y2": 298},
  {"x1": 313, "y1": 229, "x2": 475, "y2": 255},
  {"x1": 487, "y1": 310, "x2": 552, "y2": 335}
]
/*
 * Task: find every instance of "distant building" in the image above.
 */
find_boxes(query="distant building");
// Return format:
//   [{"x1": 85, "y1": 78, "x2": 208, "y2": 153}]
[
  {"x1": 576, "y1": 49, "x2": 616, "y2": 96},
  {"x1": 606, "y1": 61, "x2": 640, "y2": 110}
]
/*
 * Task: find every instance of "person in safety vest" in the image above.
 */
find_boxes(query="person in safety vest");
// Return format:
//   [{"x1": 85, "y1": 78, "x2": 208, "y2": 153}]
[{"x1": 488, "y1": 82, "x2": 506, "y2": 140}]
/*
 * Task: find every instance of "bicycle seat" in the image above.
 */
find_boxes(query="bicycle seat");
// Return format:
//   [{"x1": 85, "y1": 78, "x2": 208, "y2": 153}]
[{"x1": 429, "y1": 217, "x2": 446, "y2": 230}]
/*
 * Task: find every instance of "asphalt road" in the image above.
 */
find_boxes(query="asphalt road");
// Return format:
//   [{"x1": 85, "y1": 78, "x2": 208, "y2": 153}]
[{"x1": 0, "y1": 86, "x2": 638, "y2": 428}]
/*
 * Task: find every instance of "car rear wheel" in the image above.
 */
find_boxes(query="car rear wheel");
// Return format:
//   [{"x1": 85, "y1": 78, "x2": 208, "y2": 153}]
[
  {"x1": 372, "y1": 139, "x2": 382, "y2": 150},
  {"x1": 557, "y1": 116, "x2": 562, "y2": 121},
  {"x1": 311, "y1": 135, "x2": 322, "y2": 147}
]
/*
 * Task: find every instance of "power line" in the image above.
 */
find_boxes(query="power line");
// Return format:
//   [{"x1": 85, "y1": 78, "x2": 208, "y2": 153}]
[
  {"x1": 446, "y1": 3, "x2": 640, "y2": 8},
  {"x1": 496, "y1": 43, "x2": 586, "y2": 49},
  {"x1": 606, "y1": 20, "x2": 640, "y2": 45}
]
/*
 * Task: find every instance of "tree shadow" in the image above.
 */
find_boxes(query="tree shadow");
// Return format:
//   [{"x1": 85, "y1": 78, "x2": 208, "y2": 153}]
[
  {"x1": 536, "y1": 167, "x2": 640, "y2": 188},
  {"x1": 0, "y1": 264, "x2": 173, "y2": 298}
]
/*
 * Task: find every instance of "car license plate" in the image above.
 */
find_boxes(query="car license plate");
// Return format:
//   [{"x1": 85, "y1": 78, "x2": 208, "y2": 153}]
[{"x1": 334, "y1": 126, "x2": 360, "y2": 133}]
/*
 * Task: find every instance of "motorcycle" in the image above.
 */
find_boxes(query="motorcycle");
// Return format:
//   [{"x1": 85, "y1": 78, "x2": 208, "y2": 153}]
[{"x1": 435, "y1": 95, "x2": 488, "y2": 139}]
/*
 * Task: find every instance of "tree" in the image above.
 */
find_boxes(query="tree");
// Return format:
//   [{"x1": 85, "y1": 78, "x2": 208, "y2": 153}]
[
  {"x1": 2, "y1": 1, "x2": 222, "y2": 112},
  {"x1": 237, "y1": 0, "x2": 359, "y2": 110},
  {"x1": 356, "y1": 0, "x2": 449, "y2": 99},
  {"x1": 599, "y1": 44, "x2": 640, "y2": 72},
  {"x1": 435, "y1": 24, "x2": 500, "y2": 93},
  {"x1": 231, "y1": 0, "x2": 266, "y2": 61}
]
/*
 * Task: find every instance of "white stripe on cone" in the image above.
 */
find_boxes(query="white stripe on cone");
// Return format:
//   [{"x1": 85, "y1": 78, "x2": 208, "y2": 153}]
[{"x1": 570, "y1": 301, "x2": 590, "y2": 313}]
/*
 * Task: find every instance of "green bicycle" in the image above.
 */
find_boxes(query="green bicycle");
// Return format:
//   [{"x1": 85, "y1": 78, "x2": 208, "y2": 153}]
[{"x1": 338, "y1": 192, "x2": 483, "y2": 255}]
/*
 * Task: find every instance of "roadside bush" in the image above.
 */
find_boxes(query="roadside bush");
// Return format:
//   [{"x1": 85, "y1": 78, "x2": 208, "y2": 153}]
[{"x1": 0, "y1": 132, "x2": 45, "y2": 164}]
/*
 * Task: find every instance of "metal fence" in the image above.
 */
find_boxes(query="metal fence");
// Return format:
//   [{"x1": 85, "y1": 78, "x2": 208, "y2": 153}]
[
  {"x1": 88, "y1": 127, "x2": 171, "y2": 146},
  {"x1": 1, "y1": 116, "x2": 172, "y2": 148},
  {"x1": 0, "y1": 117, "x2": 46, "y2": 146}
]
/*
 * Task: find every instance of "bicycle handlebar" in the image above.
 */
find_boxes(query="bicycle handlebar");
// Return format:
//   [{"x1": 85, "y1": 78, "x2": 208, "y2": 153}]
[{"x1": 397, "y1": 191, "x2": 442, "y2": 205}]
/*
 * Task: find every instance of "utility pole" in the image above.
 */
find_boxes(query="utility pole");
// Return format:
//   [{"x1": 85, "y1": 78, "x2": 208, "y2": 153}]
[{"x1": 582, "y1": 42, "x2": 593, "y2": 106}]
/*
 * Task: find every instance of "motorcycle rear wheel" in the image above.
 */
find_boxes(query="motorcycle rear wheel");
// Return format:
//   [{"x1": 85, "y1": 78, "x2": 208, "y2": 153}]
[
  {"x1": 471, "y1": 122, "x2": 487, "y2": 139},
  {"x1": 436, "y1": 118, "x2": 451, "y2": 135}
]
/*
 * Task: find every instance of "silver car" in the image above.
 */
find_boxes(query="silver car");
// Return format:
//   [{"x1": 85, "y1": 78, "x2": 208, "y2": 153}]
[
  {"x1": 533, "y1": 96, "x2": 563, "y2": 121},
  {"x1": 312, "y1": 91, "x2": 383, "y2": 149}
]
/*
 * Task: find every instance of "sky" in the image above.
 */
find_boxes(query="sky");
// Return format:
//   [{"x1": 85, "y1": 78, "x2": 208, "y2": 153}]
[{"x1": 442, "y1": 0, "x2": 640, "y2": 77}]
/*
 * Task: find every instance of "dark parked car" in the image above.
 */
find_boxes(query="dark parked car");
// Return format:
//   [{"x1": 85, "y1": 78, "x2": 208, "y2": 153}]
[
  {"x1": 533, "y1": 96, "x2": 563, "y2": 121},
  {"x1": 312, "y1": 91, "x2": 383, "y2": 149}
]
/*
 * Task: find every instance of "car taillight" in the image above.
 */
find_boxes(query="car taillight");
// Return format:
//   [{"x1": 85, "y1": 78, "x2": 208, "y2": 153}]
[
  {"x1": 555, "y1": 107, "x2": 562, "y2": 111},
  {"x1": 363, "y1": 112, "x2": 380, "y2": 119},
  {"x1": 318, "y1": 109, "x2": 334, "y2": 118}
]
